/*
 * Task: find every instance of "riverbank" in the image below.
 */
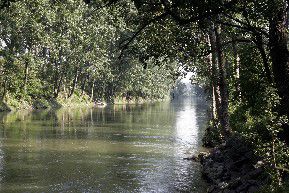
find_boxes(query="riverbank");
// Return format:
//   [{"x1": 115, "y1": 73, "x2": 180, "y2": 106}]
[
  {"x1": 0, "y1": 94, "x2": 168, "y2": 112},
  {"x1": 0, "y1": 94, "x2": 96, "y2": 112},
  {"x1": 113, "y1": 96, "x2": 169, "y2": 105},
  {"x1": 200, "y1": 133, "x2": 270, "y2": 193}
]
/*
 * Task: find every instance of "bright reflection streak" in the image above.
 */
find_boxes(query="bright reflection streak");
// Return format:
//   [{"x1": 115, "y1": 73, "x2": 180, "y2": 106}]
[{"x1": 175, "y1": 98, "x2": 198, "y2": 151}]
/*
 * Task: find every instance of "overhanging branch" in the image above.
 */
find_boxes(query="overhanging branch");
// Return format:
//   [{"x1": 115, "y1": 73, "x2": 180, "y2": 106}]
[
  {"x1": 160, "y1": 0, "x2": 243, "y2": 25},
  {"x1": 118, "y1": 12, "x2": 168, "y2": 58}
]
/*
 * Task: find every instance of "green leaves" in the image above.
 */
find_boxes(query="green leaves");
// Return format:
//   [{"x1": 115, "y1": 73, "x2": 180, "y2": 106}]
[{"x1": 0, "y1": 0, "x2": 178, "y2": 102}]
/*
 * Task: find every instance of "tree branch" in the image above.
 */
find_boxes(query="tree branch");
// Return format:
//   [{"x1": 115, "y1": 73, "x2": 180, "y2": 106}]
[
  {"x1": 160, "y1": 0, "x2": 243, "y2": 25},
  {"x1": 118, "y1": 12, "x2": 168, "y2": 59},
  {"x1": 222, "y1": 38, "x2": 253, "y2": 47},
  {"x1": 222, "y1": 13, "x2": 269, "y2": 37}
]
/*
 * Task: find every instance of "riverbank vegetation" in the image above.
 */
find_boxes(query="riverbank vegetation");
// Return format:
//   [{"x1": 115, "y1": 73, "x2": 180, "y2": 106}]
[
  {"x1": 2, "y1": 0, "x2": 289, "y2": 192},
  {"x1": 0, "y1": 0, "x2": 177, "y2": 111}
]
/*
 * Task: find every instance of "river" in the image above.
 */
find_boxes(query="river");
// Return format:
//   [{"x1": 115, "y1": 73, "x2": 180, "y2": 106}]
[{"x1": 0, "y1": 97, "x2": 208, "y2": 193}]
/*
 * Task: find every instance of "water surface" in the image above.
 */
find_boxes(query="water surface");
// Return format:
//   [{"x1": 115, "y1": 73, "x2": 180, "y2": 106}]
[{"x1": 0, "y1": 97, "x2": 208, "y2": 193}]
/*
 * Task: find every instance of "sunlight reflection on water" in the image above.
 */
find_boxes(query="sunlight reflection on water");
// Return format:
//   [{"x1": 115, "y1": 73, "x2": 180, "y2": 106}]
[{"x1": 176, "y1": 98, "x2": 198, "y2": 148}]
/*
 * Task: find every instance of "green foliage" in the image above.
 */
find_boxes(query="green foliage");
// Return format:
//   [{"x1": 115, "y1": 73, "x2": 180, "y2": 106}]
[
  {"x1": 0, "y1": 0, "x2": 178, "y2": 106},
  {"x1": 228, "y1": 47, "x2": 289, "y2": 190},
  {"x1": 261, "y1": 182, "x2": 289, "y2": 193},
  {"x1": 202, "y1": 124, "x2": 223, "y2": 148}
]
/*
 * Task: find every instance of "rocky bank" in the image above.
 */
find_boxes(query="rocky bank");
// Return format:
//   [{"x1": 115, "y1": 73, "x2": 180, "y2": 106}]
[{"x1": 200, "y1": 135, "x2": 269, "y2": 193}]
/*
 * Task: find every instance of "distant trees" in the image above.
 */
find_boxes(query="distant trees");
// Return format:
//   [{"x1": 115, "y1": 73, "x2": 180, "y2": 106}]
[
  {"x1": 171, "y1": 80, "x2": 188, "y2": 99},
  {"x1": 0, "y1": 0, "x2": 177, "y2": 103}
]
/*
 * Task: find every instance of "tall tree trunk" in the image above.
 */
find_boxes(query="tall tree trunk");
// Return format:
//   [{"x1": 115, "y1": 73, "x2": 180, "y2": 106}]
[
  {"x1": 208, "y1": 29, "x2": 221, "y2": 122},
  {"x1": 90, "y1": 81, "x2": 95, "y2": 101},
  {"x1": 232, "y1": 38, "x2": 241, "y2": 99},
  {"x1": 81, "y1": 74, "x2": 88, "y2": 95},
  {"x1": 54, "y1": 74, "x2": 63, "y2": 98},
  {"x1": 24, "y1": 60, "x2": 29, "y2": 94},
  {"x1": 215, "y1": 23, "x2": 231, "y2": 137},
  {"x1": 53, "y1": 48, "x2": 64, "y2": 98},
  {"x1": 69, "y1": 68, "x2": 79, "y2": 98},
  {"x1": 53, "y1": 60, "x2": 59, "y2": 97},
  {"x1": 269, "y1": 1, "x2": 289, "y2": 118},
  {"x1": 209, "y1": 50, "x2": 217, "y2": 120},
  {"x1": 1, "y1": 78, "x2": 8, "y2": 101},
  {"x1": 206, "y1": 43, "x2": 216, "y2": 120},
  {"x1": 254, "y1": 34, "x2": 273, "y2": 83}
]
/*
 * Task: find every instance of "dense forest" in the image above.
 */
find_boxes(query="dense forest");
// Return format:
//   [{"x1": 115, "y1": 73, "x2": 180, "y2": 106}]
[
  {"x1": 0, "y1": 0, "x2": 179, "y2": 110},
  {"x1": 2, "y1": 0, "x2": 289, "y2": 192}
]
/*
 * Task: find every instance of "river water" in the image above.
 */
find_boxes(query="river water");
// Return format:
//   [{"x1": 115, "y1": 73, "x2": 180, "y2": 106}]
[{"x1": 0, "y1": 97, "x2": 208, "y2": 193}]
